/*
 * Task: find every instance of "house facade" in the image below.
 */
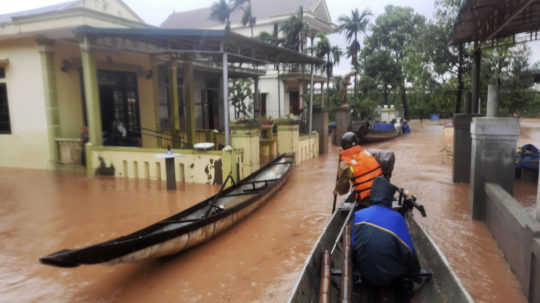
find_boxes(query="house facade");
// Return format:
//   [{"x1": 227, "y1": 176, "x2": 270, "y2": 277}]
[
  {"x1": 0, "y1": 0, "x2": 320, "y2": 183},
  {"x1": 0, "y1": 0, "x2": 149, "y2": 170},
  {"x1": 161, "y1": 0, "x2": 335, "y2": 121}
]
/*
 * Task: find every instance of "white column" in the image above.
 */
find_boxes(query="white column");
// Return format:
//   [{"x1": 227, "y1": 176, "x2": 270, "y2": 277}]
[
  {"x1": 309, "y1": 64, "x2": 314, "y2": 134},
  {"x1": 223, "y1": 52, "x2": 230, "y2": 146}
]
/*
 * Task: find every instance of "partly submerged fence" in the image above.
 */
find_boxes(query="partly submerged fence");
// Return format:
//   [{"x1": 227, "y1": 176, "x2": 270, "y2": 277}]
[{"x1": 86, "y1": 145, "x2": 243, "y2": 185}]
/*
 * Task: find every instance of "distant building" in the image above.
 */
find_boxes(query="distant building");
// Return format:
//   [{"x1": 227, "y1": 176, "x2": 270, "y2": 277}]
[
  {"x1": 380, "y1": 105, "x2": 397, "y2": 123},
  {"x1": 161, "y1": 0, "x2": 335, "y2": 120}
]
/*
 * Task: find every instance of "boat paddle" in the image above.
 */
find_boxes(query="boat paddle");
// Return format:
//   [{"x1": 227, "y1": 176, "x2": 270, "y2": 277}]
[
  {"x1": 332, "y1": 192, "x2": 337, "y2": 214},
  {"x1": 332, "y1": 153, "x2": 341, "y2": 213}
]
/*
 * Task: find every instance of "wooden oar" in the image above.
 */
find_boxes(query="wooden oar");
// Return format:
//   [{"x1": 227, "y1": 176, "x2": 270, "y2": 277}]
[
  {"x1": 332, "y1": 154, "x2": 341, "y2": 213},
  {"x1": 319, "y1": 250, "x2": 331, "y2": 303},
  {"x1": 340, "y1": 224, "x2": 352, "y2": 303}
]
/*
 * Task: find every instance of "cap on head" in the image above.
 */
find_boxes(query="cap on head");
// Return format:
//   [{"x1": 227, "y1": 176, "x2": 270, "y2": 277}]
[{"x1": 341, "y1": 132, "x2": 359, "y2": 150}]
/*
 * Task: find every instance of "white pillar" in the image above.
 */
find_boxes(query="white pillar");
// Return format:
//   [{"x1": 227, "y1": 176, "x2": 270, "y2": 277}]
[
  {"x1": 487, "y1": 84, "x2": 499, "y2": 117},
  {"x1": 309, "y1": 64, "x2": 314, "y2": 134},
  {"x1": 277, "y1": 65, "x2": 281, "y2": 118},
  {"x1": 223, "y1": 52, "x2": 230, "y2": 146}
]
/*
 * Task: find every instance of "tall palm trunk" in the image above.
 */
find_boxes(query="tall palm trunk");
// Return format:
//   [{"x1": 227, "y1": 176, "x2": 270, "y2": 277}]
[
  {"x1": 383, "y1": 84, "x2": 389, "y2": 105},
  {"x1": 353, "y1": 32, "x2": 358, "y2": 99},
  {"x1": 326, "y1": 54, "x2": 331, "y2": 109}
]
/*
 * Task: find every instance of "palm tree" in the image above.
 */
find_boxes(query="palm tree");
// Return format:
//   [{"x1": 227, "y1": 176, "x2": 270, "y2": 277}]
[
  {"x1": 210, "y1": 0, "x2": 235, "y2": 31},
  {"x1": 316, "y1": 34, "x2": 342, "y2": 107},
  {"x1": 234, "y1": 0, "x2": 256, "y2": 37},
  {"x1": 211, "y1": 0, "x2": 256, "y2": 35},
  {"x1": 258, "y1": 26, "x2": 281, "y2": 46},
  {"x1": 338, "y1": 9, "x2": 372, "y2": 98},
  {"x1": 280, "y1": 7, "x2": 309, "y2": 52}
]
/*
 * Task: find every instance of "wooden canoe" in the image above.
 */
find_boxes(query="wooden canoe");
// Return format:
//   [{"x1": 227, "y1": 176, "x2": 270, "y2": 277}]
[
  {"x1": 287, "y1": 202, "x2": 474, "y2": 303},
  {"x1": 351, "y1": 121, "x2": 401, "y2": 144},
  {"x1": 359, "y1": 129, "x2": 401, "y2": 143},
  {"x1": 40, "y1": 153, "x2": 295, "y2": 267}
]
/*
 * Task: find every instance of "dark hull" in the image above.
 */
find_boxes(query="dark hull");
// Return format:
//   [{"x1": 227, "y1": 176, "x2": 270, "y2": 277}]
[
  {"x1": 359, "y1": 130, "x2": 400, "y2": 143},
  {"x1": 287, "y1": 203, "x2": 474, "y2": 303},
  {"x1": 40, "y1": 154, "x2": 295, "y2": 267}
]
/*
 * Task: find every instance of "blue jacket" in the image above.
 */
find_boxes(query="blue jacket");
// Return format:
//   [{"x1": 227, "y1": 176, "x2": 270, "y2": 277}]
[{"x1": 352, "y1": 177, "x2": 419, "y2": 287}]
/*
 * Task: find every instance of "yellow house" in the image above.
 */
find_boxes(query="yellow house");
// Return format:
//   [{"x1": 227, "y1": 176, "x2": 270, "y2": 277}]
[
  {"x1": 0, "y1": 0, "x2": 147, "y2": 170},
  {"x1": 0, "y1": 0, "x2": 321, "y2": 184}
]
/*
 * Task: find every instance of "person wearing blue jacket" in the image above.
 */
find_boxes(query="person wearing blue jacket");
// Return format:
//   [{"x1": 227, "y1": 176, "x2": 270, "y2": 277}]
[{"x1": 352, "y1": 176, "x2": 420, "y2": 296}]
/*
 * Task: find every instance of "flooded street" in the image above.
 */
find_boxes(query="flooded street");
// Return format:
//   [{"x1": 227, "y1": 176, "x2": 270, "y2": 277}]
[
  {"x1": 0, "y1": 119, "x2": 536, "y2": 302},
  {"x1": 0, "y1": 151, "x2": 338, "y2": 302},
  {"x1": 367, "y1": 120, "x2": 528, "y2": 303}
]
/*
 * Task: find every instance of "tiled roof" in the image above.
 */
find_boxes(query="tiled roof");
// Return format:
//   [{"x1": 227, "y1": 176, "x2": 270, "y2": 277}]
[
  {"x1": 0, "y1": 1, "x2": 79, "y2": 24},
  {"x1": 161, "y1": 0, "x2": 324, "y2": 29}
]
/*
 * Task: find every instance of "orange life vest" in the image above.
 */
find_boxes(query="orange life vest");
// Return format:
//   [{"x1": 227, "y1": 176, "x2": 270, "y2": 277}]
[{"x1": 340, "y1": 145, "x2": 383, "y2": 200}]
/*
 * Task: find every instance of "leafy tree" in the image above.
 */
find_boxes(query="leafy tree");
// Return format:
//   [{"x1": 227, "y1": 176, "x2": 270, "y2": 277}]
[
  {"x1": 433, "y1": 0, "x2": 468, "y2": 112},
  {"x1": 210, "y1": 0, "x2": 254, "y2": 33},
  {"x1": 361, "y1": 48, "x2": 400, "y2": 105},
  {"x1": 338, "y1": 9, "x2": 372, "y2": 97},
  {"x1": 210, "y1": 0, "x2": 235, "y2": 31},
  {"x1": 363, "y1": 5, "x2": 426, "y2": 119},
  {"x1": 234, "y1": 0, "x2": 256, "y2": 37},
  {"x1": 229, "y1": 79, "x2": 253, "y2": 119},
  {"x1": 482, "y1": 44, "x2": 536, "y2": 115},
  {"x1": 258, "y1": 24, "x2": 281, "y2": 46}
]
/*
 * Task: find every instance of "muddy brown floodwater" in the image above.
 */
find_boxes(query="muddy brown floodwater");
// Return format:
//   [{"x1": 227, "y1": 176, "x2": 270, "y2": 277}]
[
  {"x1": 0, "y1": 150, "x2": 339, "y2": 302},
  {"x1": 0, "y1": 119, "x2": 535, "y2": 303},
  {"x1": 367, "y1": 120, "x2": 527, "y2": 303},
  {"x1": 514, "y1": 119, "x2": 540, "y2": 209}
]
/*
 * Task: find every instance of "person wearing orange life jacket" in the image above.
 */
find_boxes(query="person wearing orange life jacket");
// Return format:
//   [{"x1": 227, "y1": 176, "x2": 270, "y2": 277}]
[{"x1": 334, "y1": 132, "x2": 394, "y2": 205}]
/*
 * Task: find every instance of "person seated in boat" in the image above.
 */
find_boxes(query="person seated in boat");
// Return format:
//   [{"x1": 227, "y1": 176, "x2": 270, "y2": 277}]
[
  {"x1": 352, "y1": 176, "x2": 420, "y2": 296},
  {"x1": 334, "y1": 132, "x2": 395, "y2": 206}
]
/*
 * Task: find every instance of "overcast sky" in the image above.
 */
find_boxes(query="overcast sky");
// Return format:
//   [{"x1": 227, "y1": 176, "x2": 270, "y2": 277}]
[{"x1": 3, "y1": 0, "x2": 540, "y2": 74}]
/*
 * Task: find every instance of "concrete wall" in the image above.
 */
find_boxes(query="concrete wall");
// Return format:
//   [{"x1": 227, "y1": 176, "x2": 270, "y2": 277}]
[
  {"x1": 277, "y1": 122, "x2": 318, "y2": 165},
  {"x1": 0, "y1": 39, "x2": 51, "y2": 169},
  {"x1": 485, "y1": 183, "x2": 540, "y2": 302},
  {"x1": 297, "y1": 133, "x2": 319, "y2": 164},
  {"x1": 231, "y1": 126, "x2": 260, "y2": 177},
  {"x1": 89, "y1": 146, "x2": 223, "y2": 184},
  {"x1": 313, "y1": 108, "x2": 328, "y2": 154},
  {"x1": 54, "y1": 42, "x2": 84, "y2": 139}
]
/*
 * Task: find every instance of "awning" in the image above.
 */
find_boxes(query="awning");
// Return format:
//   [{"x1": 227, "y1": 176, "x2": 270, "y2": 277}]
[
  {"x1": 451, "y1": 0, "x2": 540, "y2": 45},
  {"x1": 73, "y1": 26, "x2": 323, "y2": 65}
]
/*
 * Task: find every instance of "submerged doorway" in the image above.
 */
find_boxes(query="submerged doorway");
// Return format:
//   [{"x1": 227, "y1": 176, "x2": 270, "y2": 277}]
[{"x1": 98, "y1": 70, "x2": 141, "y2": 147}]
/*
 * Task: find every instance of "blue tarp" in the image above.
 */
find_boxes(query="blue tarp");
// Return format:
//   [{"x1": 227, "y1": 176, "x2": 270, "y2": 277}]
[
  {"x1": 516, "y1": 144, "x2": 539, "y2": 171},
  {"x1": 373, "y1": 123, "x2": 396, "y2": 132},
  {"x1": 430, "y1": 114, "x2": 440, "y2": 120}
]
